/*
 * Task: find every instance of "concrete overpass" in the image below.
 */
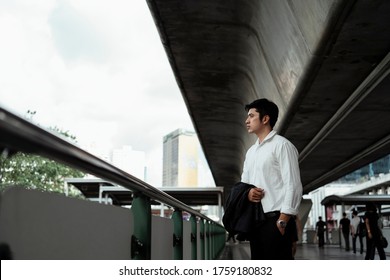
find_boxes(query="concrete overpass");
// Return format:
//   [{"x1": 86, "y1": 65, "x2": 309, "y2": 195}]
[{"x1": 147, "y1": 0, "x2": 390, "y2": 194}]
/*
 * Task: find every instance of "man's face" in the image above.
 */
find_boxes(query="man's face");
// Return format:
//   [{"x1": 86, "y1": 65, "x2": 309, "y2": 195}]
[{"x1": 245, "y1": 108, "x2": 262, "y2": 134}]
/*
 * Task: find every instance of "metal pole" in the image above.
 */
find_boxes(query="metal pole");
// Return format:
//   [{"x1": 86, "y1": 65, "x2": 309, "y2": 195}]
[
  {"x1": 190, "y1": 215, "x2": 197, "y2": 260},
  {"x1": 172, "y1": 209, "x2": 183, "y2": 260},
  {"x1": 131, "y1": 192, "x2": 151, "y2": 260},
  {"x1": 200, "y1": 219, "x2": 205, "y2": 260}
]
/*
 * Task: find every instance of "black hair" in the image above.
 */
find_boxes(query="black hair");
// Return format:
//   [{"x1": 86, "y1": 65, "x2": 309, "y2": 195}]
[
  {"x1": 365, "y1": 202, "x2": 377, "y2": 212},
  {"x1": 245, "y1": 98, "x2": 279, "y2": 129}
]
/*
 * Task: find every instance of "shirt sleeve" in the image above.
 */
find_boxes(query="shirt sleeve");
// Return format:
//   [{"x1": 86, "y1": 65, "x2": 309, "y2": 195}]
[
  {"x1": 241, "y1": 152, "x2": 249, "y2": 183},
  {"x1": 278, "y1": 141, "x2": 303, "y2": 216}
]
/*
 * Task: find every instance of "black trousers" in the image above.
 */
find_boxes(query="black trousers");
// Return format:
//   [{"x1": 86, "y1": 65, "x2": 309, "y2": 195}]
[
  {"x1": 342, "y1": 231, "x2": 350, "y2": 250},
  {"x1": 249, "y1": 213, "x2": 294, "y2": 260},
  {"x1": 318, "y1": 232, "x2": 325, "y2": 247},
  {"x1": 365, "y1": 236, "x2": 386, "y2": 260},
  {"x1": 352, "y1": 234, "x2": 363, "y2": 253}
]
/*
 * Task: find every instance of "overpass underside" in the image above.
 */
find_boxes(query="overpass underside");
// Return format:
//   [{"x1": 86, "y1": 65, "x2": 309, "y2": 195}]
[{"x1": 147, "y1": 0, "x2": 390, "y2": 194}]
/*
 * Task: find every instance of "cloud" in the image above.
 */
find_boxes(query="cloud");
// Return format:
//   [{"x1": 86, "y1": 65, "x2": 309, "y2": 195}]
[
  {"x1": 0, "y1": 0, "x2": 202, "y2": 186},
  {"x1": 48, "y1": 1, "x2": 108, "y2": 62}
]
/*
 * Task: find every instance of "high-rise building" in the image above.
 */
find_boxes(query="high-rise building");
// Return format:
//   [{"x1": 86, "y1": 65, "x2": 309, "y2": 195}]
[
  {"x1": 111, "y1": 145, "x2": 146, "y2": 180},
  {"x1": 338, "y1": 154, "x2": 390, "y2": 182},
  {"x1": 163, "y1": 129, "x2": 198, "y2": 187}
]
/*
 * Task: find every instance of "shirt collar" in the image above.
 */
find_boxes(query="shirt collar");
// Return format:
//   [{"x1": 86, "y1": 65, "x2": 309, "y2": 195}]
[{"x1": 255, "y1": 130, "x2": 277, "y2": 145}]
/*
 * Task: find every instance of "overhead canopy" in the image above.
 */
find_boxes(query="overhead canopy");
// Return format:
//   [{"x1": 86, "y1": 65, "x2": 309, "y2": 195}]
[
  {"x1": 66, "y1": 178, "x2": 115, "y2": 200},
  {"x1": 66, "y1": 178, "x2": 224, "y2": 207},
  {"x1": 147, "y1": 0, "x2": 390, "y2": 195},
  {"x1": 321, "y1": 195, "x2": 390, "y2": 206}
]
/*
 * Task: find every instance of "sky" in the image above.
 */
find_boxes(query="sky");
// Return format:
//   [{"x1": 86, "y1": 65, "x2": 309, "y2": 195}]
[{"x1": 0, "y1": 0, "x2": 214, "y2": 187}]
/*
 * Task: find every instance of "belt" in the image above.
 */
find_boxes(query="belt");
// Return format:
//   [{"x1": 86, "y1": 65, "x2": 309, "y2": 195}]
[{"x1": 264, "y1": 211, "x2": 280, "y2": 218}]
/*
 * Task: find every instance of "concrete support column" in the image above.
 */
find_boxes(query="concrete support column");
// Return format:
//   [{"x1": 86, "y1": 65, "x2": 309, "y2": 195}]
[{"x1": 324, "y1": 205, "x2": 329, "y2": 244}]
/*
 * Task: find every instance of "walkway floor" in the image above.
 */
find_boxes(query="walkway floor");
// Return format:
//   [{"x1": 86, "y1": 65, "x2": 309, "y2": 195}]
[{"x1": 218, "y1": 241, "x2": 388, "y2": 260}]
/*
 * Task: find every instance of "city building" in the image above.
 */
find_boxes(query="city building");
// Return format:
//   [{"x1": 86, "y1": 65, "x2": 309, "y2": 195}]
[{"x1": 162, "y1": 129, "x2": 198, "y2": 187}]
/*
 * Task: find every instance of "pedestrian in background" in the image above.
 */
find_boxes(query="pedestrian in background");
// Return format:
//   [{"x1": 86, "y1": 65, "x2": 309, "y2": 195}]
[
  {"x1": 351, "y1": 210, "x2": 364, "y2": 254},
  {"x1": 340, "y1": 212, "x2": 351, "y2": 251},
  {"x1": 316, "y1": 216, "x2": 326, "y2": 248},
  {"x1": 364, "y1": 202, "x2": 386, "y2": 260}
]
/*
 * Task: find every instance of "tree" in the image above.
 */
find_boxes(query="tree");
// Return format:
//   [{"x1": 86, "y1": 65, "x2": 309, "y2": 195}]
[
  {"x1": 0, "y1": 111, "x2": 84, "y2": 197},
  {"x1": 0, "y1": 152, "x2": 84, "y2": 195}
]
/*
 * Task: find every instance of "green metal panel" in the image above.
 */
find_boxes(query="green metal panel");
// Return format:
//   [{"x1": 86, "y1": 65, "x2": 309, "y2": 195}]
[
  {"x1": 214, "y1": 224, "x2": 226, "y2": 259},
  {"x1": 131, "y1": 193, "x2": 151, "y2": 260},
  {"x1": 200, "y1": 219, "x2": 205, "y2": 260},
  {"x1": 190, "y1": 215, "x2": 197, "y2": 259},
  {"x1": 205, "y1": 221, "x2": 209, "y2": 260},
  {"x1": 172, "y1": 209, "x2": 183, "y2": 260}
]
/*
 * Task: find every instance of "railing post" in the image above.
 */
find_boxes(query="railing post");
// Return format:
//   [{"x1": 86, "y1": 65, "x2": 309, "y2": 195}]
[
  {"x1": 213, "y1": 224, "x2": 225, "y2": 259},
  {"x1": 131, "y1": 192, "x2": 151, "y2": 260},
  {"x1": 205, "y1": 221, "x2": 209, "y2": 260},
  {"x1": 212, "y1": 223, "x2": 216, "y2": 259},
  {"x1": 211, "y1": 223, "x2": 215, "y2": 259},
  {"x1": 190, "y1": 215, "x2": 197, "y2": 259},
  {"x1": 172, "y1": 209, "x2": 183, "y2": 260},
  {"x1": 200, "y1": 218, "x2": 205, "y2": 260},
  {"x1": 218, "y1": 225, "x2": 226, "y2": 257}
]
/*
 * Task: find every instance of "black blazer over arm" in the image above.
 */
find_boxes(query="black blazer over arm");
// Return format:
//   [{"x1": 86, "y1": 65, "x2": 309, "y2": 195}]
[{"x1": 222, "y1": 182, "x2": 265, "y2": 240}]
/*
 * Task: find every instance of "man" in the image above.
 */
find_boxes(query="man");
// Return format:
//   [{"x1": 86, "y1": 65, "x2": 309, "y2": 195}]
[
  {"x1": 241, "y1": 98, "x2": 302, "y2": 260},
  {"x1": 364, "y1": 202, "x2": 386, "y2": 260},
  {"x1": 350, "y1": 210, "x2": 364, "y2": 254},
  {"x1": 340, "y1": 212, "x2": 351, "y2": 251},
  {"x1": 315, "y1": 216, "x2": 326, "y2": 247}
]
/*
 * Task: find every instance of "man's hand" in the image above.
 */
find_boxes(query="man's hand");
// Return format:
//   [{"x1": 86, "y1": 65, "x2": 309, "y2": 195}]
[
  {"x1": 247, "y1": 187, "x2": 264, "y2": 203},
  {"x1": 276, "y1": 214, "x2": 291, "y2": 236},
  {"x1": 276, "y1": 221, "x2": 286, "y2": 235}
]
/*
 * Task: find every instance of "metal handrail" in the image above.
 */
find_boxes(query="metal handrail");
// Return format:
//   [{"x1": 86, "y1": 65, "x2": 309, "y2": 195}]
[{"x1": 0, "y1": 106, "x2": 217, "y2": 223}]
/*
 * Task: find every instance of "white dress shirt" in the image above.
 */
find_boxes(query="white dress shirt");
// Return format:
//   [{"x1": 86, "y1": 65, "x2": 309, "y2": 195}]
[
  {"x1": 351, "y1": 216, "x2": 360, "y2": 235},
  {"x1": 241, "y1": 130, "x2": 302, "y2": 215}
]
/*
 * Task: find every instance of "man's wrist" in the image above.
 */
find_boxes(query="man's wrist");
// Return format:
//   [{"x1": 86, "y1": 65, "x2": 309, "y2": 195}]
[
  {"x1": 278, "y1": 213, "x2": 291, "y2": 222},
  {"x1": 277, "y1": 219, "x2": 287, "y2": 228}
]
